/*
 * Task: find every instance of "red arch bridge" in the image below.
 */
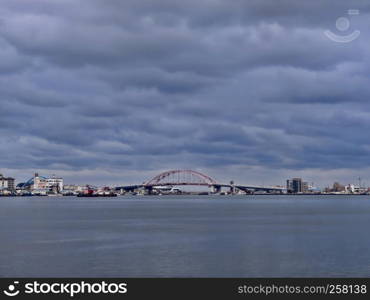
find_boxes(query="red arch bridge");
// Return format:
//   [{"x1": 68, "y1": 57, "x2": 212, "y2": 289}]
[{"x1": 115, "y1": 170, "x2": 284, "y2": 194}]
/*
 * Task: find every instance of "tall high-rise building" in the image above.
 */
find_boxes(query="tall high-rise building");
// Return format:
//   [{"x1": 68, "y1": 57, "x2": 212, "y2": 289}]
[{"x1": 286, "y1": 178, "x2": 307, "y2": 193}]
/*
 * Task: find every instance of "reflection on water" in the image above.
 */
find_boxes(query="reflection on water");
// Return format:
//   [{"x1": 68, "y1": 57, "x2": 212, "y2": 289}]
[{"x1": 0, "y1": 195, "x2": 370, "y2": 277}]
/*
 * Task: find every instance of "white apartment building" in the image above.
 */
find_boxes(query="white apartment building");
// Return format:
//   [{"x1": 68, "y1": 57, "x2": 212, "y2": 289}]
[
  {"x1": 32, "y1": 173, "x2": 64, "y2": 193},
  {"x1": 0, "y1": 174, "x2": 15, "y2": 191}
]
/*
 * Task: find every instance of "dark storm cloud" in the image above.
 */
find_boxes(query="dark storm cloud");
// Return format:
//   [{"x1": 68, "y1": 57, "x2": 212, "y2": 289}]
[{"x1": 1, "y1": 0, "x2": 370, "y2": 186}]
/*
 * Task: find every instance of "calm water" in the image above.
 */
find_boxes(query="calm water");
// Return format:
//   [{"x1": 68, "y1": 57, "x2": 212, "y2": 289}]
[{"x1": 0, "y1": 195, "x2": 370, "y2": 277}]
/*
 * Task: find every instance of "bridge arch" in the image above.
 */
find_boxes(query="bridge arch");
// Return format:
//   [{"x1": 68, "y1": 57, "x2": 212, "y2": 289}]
[{"x1": 144, "y1": 170, "x2": 217, "y2": 186}]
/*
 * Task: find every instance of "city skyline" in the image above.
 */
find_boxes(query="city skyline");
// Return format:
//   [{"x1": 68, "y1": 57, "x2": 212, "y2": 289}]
[
  {"x1": 1, "y1": 1, "x2": 370, "y2": 187},
  {"x1": 1, "y1": 169, "x2": 370, "y2": 191}
]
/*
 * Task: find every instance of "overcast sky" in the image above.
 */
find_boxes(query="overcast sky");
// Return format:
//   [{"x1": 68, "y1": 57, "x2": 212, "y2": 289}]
[{"x1": 1, "y1": 0, "x2": 370, "y2": 187}]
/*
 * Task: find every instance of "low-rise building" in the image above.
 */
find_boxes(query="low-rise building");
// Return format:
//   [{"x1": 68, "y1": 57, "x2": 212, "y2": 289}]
[
  {"x1": 345, "y1": 184, "x2": 366, "y2": 194},
  {"x1": 63, "y1": 184, "x2": 87, "y2": 194}
]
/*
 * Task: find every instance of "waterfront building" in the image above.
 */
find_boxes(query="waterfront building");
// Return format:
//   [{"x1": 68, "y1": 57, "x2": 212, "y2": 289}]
[
  {"x1": 286, "y1": 178, "x2": 309, "y2": 193},
  {"x1": 332, "y1": 182, "x2": 346, "y2": 193},
  {"x1": 0, "y1": 174, "x2": 15, "y2": 192},
  {"x1": 63, "y1": 184, "x2": 87, "y2": 194},
  {"x1": 19, "y1": 173, "x2": 64, "y2": 194},
  {"x1": 345, "y1": 184, "x2": 366, "y2": 194},
  {"x1": 46, "y1": 175, "x2": 64, "y2": 193}
]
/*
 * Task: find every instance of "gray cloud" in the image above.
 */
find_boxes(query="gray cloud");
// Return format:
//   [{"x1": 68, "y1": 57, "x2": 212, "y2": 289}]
[{"x1": 1, "y1": 0, "x2": 370, "y2": 187}]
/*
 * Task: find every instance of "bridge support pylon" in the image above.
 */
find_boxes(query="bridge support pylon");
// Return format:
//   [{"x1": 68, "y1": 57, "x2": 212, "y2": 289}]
[
  {"x1": 211, "y1": 185, "x2": 221, "y2": 194},
  {"x1": 143, "y1": 186, "x2": 153, "y2": 195},
  {"x1": 229, "y1": 181, "x2": 236, "y2": 195}
]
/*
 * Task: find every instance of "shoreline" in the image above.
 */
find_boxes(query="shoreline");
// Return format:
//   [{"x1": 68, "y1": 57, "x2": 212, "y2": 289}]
[{"x1": 1, "y1": 193, "x2": 370, "y2": 197}]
